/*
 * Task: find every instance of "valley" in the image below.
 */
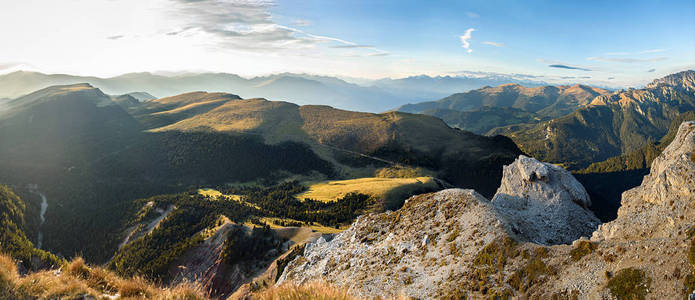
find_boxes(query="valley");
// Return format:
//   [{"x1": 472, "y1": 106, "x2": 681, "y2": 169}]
[
  {"x1": 2, "y1": 1, "x2": 694, "y2": 298},
  {"x1": 0, "y1": 71, "x2": 694, "y2": 298}
]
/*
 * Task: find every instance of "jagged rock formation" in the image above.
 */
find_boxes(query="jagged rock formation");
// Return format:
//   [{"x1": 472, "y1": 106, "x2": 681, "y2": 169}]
[
  {"x1": 592, "y1": 121, "x2": 695, "y2": 241},
  {"x1": 278, "y1": 155, "x2": 600, "y2": 298},
  {"x1": 279, "y1": 123, "x2": 695, "y2": 298},
  {"x1": 492, "y1": 155, "x2": 599, "y2": 245}
]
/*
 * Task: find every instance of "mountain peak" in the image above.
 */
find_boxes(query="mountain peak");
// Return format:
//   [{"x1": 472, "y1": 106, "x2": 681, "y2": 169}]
[{"x1": 646, "y1": 69, "x2": 695, "y2": 91}]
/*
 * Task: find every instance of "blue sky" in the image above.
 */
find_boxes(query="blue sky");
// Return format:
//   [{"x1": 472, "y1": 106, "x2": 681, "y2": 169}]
[{"x1": 0, "y1": 0, "x2": 693, "y2": 87}]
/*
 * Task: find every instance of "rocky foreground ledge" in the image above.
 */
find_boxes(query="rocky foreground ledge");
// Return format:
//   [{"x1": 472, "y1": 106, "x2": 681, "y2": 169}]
[{"x1": 279, "y1": 121, "x2": 695, "y2": 299}]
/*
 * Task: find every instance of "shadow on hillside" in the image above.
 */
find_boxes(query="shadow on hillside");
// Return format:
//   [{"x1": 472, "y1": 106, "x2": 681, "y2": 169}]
[{"x1": 574, "y1": 169, "x2": 650, "y2": 222}]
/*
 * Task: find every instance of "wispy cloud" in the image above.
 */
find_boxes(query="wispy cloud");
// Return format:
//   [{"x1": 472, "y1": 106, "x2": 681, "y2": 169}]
[
  {"x1": 166, "y1": 0, "x2": 385, "y2": 55},
  {"x1": 640, "y1": 49, "x2": 666, "y2": 54},
  {"x1": 460, "y1": 28, "x2": 475, "y2": 53},
  {"x1": 293, "y1": 19, "x2": 312, "y2": 26},
  {"x1": 589, "y1": 49, "x2": 668, "y2": 64},
  {"x1": 647, "y1": 68, "x2": 656, "y2": 72},
  {"x1": 587, "y1": 56, "x2": 667, "y2": 63},
  {"x1": 330, "y1": 44, "x2": 375, "y2": 49},
  {"x1": 549, "y1": 64, "x2": 591, "y2": 71},
  {"x1": 482, "y1": 41, "x2": 504, "y2": 47},
  {"x1": 605, "y1": 49, "x2": 666, "y2": 56},
  {"x1": 466, "y1": 12, "x2": 479, "y2": 18},
  {"x1": 560, "y1": 76, "x2": 591, "y2": 79},
  {"x1": 107, "y1": 35, "x2": 124, "y2": 40}
]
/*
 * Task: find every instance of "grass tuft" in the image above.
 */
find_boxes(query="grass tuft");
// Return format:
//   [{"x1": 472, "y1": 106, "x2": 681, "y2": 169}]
[
  {"x1": 474, "y1": 236, "x2": 518, "y2": 270},
  {"x1": 606, "y1": 268, "x2": 651, "y2": 300},
  {"x1": 570, "y1": 241, "x2": 596, "y2": 261},
  {"x1": 0, "y1": 253, "x2": 206, "y2": 300},
  {"x1": 64, "y1": 257, "x2": 90, "y2": 279},
  {"x1": 253, "y1": 281, "x2": 355, "y2": 300}
]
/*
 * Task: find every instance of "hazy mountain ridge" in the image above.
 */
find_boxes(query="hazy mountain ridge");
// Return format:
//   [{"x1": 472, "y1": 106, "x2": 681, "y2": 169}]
[{"x1": 0, "y1": 71, "x2": 549, "y2": 112}]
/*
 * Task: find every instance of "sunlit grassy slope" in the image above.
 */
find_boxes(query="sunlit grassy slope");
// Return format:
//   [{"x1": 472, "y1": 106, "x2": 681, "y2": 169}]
[
  {"x1": 0, "y1": 254, "x2": 205, "y2": 299},
  {"x1": 258, "y1": 217, "x2": 346, "y2": 234},
  {"x1": 297, "y1": 176, "x2": 441, "y2": 209},
  {"x1": 131, "y1": 92, "x2": 521, "y2": 197}
]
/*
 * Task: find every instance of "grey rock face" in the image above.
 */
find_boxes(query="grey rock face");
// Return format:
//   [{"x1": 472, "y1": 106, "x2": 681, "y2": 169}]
[
  {"x1": 639, "y1": 121, "x2": 695, "y2": 205},
  {"x1": 492, "y1": 155, "x2": 600, "y2": 245},
  {"x1": 277, "y1": 189, "x2": 509, "y2": 299},
  {"x1": 593, "y1": 121, "x2": 695, "y2": 241}
]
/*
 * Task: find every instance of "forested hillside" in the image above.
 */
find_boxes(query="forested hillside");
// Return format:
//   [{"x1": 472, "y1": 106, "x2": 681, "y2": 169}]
[
  {"x1": 0, "y1": 83, "x2": 519, "y2": 266},
  {"x1": 0, "y1": 185, "x2": 62, "y2": 270}
]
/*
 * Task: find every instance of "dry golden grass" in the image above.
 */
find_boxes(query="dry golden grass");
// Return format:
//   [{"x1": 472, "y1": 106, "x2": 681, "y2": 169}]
[
  {"x1": 197, "y1": 188, "x2": 263, "y2": 210},
  {"x1": 299, "y1": 105, "x2": 393, "y2": 153},
  {"x1": 252, "y1": 281, "x2": 356, "y2": 300},
  {"x1": 152, "y1": 99, "x2": 309, "y2": 145},
  {"x1": 0, "y1": 253, "x2": 207, "y2": 300},
  {"x1": 296, "y1": 177, "x2": 438, "y2": 203},
  {"x1": 258, "y1": 217, "x2": 345, "y2": 234}
]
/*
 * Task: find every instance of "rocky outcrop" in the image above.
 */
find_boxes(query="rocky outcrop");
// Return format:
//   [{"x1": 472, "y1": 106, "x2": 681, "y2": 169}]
[
  {"x1": 279, "y1": 123, "x2": 695, "y2": 299},
  {"x1": 593, "y1": 121, "x2": 695, "y2": 241},
  {"x1": 493, "y1": 155, "x2": 599, "y2": 244},
  {"x1": 278, "y1": 155, "x2": 600, "y2": 298},
  {"x1": 278, "y1": 189, "x2": 511, "y2": 299}
]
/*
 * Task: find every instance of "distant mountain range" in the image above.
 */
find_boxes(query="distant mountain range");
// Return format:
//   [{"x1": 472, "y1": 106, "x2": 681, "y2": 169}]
[
  {"x1": 396, "y1": 83, "x2": 610, "y2": 134},
  {"x1": 0, "y1": 71, "x2": 548, "y2": 112},
  {"x1": 492, "y1": 70, "x2": 695, "y2": 169}
]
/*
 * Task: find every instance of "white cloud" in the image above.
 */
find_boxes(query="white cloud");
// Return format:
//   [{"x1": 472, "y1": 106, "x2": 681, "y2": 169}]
[
  {"x1": 460, "y1": 28, "x2": 475, "y2": 53},
  {"x1": 466, "y1": 12, "x2": 479, "y2": 18},
  {"x1": 293, "y1": 19, "x2": 312, "y2": 26},
  {"x1": 587, "y1": 56, "x2": 667, "y2": 63},
  {"x1": 167, "y1": 0, "x2": 384, "y2": 54},
  {"x1": 605, "y1": 49, "x2": 666, "y2": 56},
  {"x1": 482, "y1": 41, "x2": 504, "y2": 47},
  {"x1": 639, "y1": 49, "x2": 666, "y2": 54}
]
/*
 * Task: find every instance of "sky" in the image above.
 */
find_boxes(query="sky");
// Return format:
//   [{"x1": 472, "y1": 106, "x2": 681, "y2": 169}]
[{"x1": 0, "y1": 0, "x2": 694, "y2": 87}]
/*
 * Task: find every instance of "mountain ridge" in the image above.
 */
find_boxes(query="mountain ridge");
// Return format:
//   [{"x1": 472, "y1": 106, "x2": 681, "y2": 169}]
[
  {"x1": 492, "y1": 70, "x2": 695, "y2": 169},
  {"x1": 395, "y1": 82, "x2": 610, "y2": 133}
]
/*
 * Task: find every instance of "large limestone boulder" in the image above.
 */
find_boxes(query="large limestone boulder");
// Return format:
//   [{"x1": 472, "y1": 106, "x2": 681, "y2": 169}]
[{"x1": 492, "y1": 155, "x2": 600, "y2": 245}]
